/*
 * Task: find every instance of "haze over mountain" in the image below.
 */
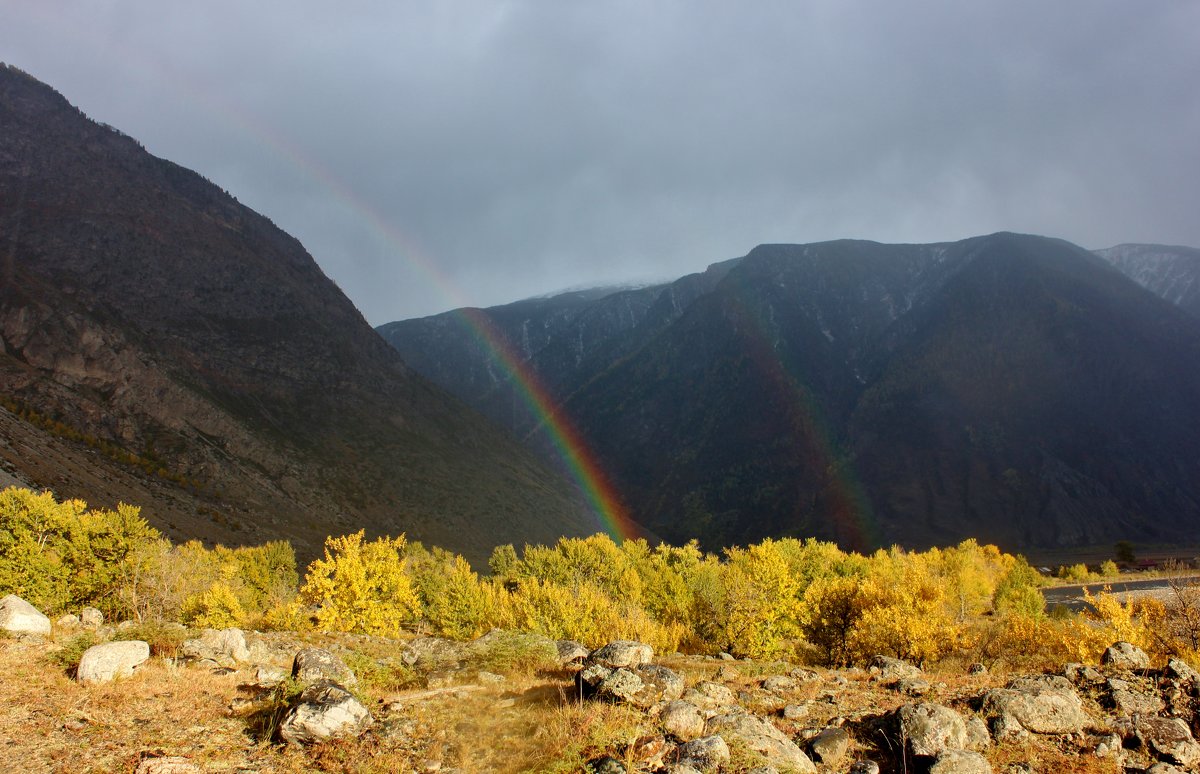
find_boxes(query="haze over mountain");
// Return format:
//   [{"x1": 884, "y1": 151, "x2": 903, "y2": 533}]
[
  {"x1": 0, "y1": 64, "x2": 596, "y2": 564},
  {"x1": 381, "y1": 234, "x2": 1200, "y2": 554},
  {"x1": 1094, "y1": 244, "x2": 1200, "y2": 319}
]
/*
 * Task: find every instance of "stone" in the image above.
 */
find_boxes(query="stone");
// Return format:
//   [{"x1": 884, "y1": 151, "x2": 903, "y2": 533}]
[
  {"x1": 1134, "y1": 715, "x2": 1200, "y2": 768},
  {"x1": 585, "y1": 756, "x2": 626, "y2": 773},
  {"x1": 706, "y1": 712, "x2": 816, "y2": 772},
  {"x1": 1101, "y1": 641, "x2": 1150, "y2": 671},
  {"x1": 683, "y1": 681, "x2": 736, "y2": 709},
  {"x1": 1166, "y1": 657, "x2": 1200, "y2": 683},
  {"x1": 0, "y1": 595, "x2": 51, "y2": 635},
  {"x1": 1063, "y1": 662, "x2": 1105, "y2": 685},
  {"x1": 179, "y1": 628, "x2": 250, "y2": 668},
  {"x1": 718, "y1": 652, "x2": 735, "y2": 661},
  {"x1": 979, "y1": 679, "x2": 1089, "y2": 736},
  {"x1": 399, "y1": 637, "x2": 468, "y2": 670},
  {"x1": 279, "y1": 680, "x2": 373, "y2": 745},
  {"x1": 134, "y1": 757, "x2": 201, "y2": 774},
  {"x1": 629, "y1": 664, "x2": 685, "y2": 708},
  {"x1": 588, "y1": 640, "x2": 654, "y2": 669},
  {"x1": 897, "y1": 676, "x2": 932, "y2": 696},
  {"x1": 848, "y1": 762, "x2": 881, "y2": 774},
  {"x1": 252, "y1": 665, "x2": 288, "y2": 687},
  {"x1": 761, "y1": 675, "x2": 796, "y2": 693},
  {"x1": 79, "y1": 607, "x2": 103, "y2": 628},
  {"x1": 1146, "y1": 764, "x2": 1191, "y2": 774},
  {"x1": 869, "y1": 655, "x2": 923, "y2": 682},
  {"x1": 77, "y1": 640, "x2": 150, "y2": 683},
  {"x1": 964, "y1": 716, "x2": 991, "y2": 751},
  {"x1": 663, "y1": 765, "x2": 703, "y2": 774},
  {"x1": 629, "y1": 735, "x2": 671, "y2": 770},
  {"x1": 556, "y1": 640, "x2": 589, "y2": 667},
  {"x1": 715, "y1": 665, "x2": 739, "y2": 682},
  {"x1": 678, "y1": 735, "x2": 730, "y2": 771},
  {"x1": 928, "y1": 749, "x2": 993, "y2": 774},
  {"x1": 967, "y1": 663, "x2": 988, "y2": 675},
  {"x1": 810, "y1": 726, "x2": 850, "y2": 765},
  {"x1": 783, "y1": 703, "x2": 811, "y2": 720},
  {"x1": 56, "y1": 614, "x2": 81, "y2": 630},
  {"x1": 661, "y1": 700, "x2": 705, "y2": 741},
  {"x1": 477, "y1": 671, "x2": 505, "y2": 685},
  {"x1": 594, "y1": 668, "x2": 645, "y2": 703},
  {"x1": 1110, "y1": 683, "x2": 1164, "y2": 716},
  {"x1": 292, "y1": 647, "x2": 357, "y2": 687},
  {"x1": 897, "y1": 703, "x2": 968, "y2": 758}
]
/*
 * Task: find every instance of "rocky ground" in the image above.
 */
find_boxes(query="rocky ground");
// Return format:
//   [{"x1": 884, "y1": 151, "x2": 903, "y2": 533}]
[{"x1": 2, "y1": 594, "x2": 1198, "y2": 773}]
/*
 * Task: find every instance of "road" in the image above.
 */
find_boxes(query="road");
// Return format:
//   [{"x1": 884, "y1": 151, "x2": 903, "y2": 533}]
[{"x1": 1041, "y1": 575, "x2": 1200, "y2": 612}]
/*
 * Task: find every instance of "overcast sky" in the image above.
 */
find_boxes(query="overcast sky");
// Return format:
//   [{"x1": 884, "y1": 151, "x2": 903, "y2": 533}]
[{"x1": 3, "y1": 2, "x2": 1198, "y2": 323}]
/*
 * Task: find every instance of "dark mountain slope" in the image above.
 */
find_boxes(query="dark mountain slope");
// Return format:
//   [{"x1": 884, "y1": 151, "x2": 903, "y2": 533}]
[
  {"x1": 383, "y1": 233, "x2": 1200, "y2": 553},
  {"x1": 1095, "y1": 243, "x2": 1200, "y2": 318},
  {"x1": 0, "y1": 64, "x2": 593, "y2": 563}
]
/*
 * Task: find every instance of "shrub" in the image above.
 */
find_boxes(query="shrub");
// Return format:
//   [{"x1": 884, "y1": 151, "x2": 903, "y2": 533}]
[{"x1": 298, "y1": 530, "x2": 419, "y2": 636}]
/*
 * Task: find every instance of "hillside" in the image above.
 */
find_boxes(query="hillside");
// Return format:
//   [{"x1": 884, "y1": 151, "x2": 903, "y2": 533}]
[
  {"x1": 0, "y1": 64, "x2": 595, "y2": 564},
  {"x1": 1095, "y1": 243, "x2": 1200, "y2": 318},
  {"x1": 381, "y1": 234, "x2": 1200, "y2": 553}
]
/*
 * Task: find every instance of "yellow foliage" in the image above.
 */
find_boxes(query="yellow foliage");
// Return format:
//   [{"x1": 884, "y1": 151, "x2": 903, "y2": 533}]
[
  {"x1": 299, "y1": 530, "x2": 419, "y2": 637},
  {"x1": 181, "y1": 582, "x2": 245, "y2": 629},
  {"x1": 722, "y1": 539, "x2": 802, "y2": 659}
]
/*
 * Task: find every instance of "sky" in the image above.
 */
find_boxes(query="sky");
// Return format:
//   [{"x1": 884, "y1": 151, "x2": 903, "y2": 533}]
[{"x1": 3, "y1": 1, "x2": 1198, "y2": 324}]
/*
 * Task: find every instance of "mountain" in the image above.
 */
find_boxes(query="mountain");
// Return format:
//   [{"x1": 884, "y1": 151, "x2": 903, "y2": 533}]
[
  {"x1": 1094, "y1": 243, "x2": 1200, "y2": 318},
  {"x1": 0, "y1": 64, "x2": 596, "y2": 564},
  {"x1": 381, "y1": 233, "x2": 1200, "y2": 553}
]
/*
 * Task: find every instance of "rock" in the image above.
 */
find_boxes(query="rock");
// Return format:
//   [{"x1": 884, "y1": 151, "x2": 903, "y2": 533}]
[
  {"x1": 179, "y1": 628, "x2": 250, "y2": 668},
  {"x1": 964, "y1": 716, "x2": 991, "y2": 751},
  {"x1": 585, "y1": 756, "x2": 626, "y2": 773},
  {"x1": 929, "y1": 749, "x2": 993, "y2": 774},
  {"x1": 662, "y1": 765, "x2": 703, "y2": 774},
  {"x1": 1134, "y1": 715, "x2": 1200, "y2": 768},
  {"x1": 1166, "y1": 658, "x2": 1200, "y2": 683},
  {"x1": 967, "y1": 663, "x2": 988, "y2": 675},
  {"x1": 588, "y1": 640, "x2": 654, "y2": 669},
  {"x1": 1063, "y1": 662, "x2": 1105, "y2": 685},
  {"x1": 279, "y1": 680, "x2": 373, "y2": 745},
  {"x1": 897, "y1": 703, "x2": 968, "y2": 758},
  {"x1": 134, "y1": 757, "x2": 201, "y2": 774},
  {"x1": 1146, "y1": 764, "x2": 1191, "y2": 774},
  {"x1": 683, "y1": 681, "x2": 736, "y2": 710},
  {"x1": 715, "y1": 665, "x2": 739, "y2": 682},
  {"x1": 79, "y1": 607, "x2": 103, "y2": 629},
  {"x1": 761, "y1": 675, "x2": 796, "y2": 693},
  {"x1": 718, "y1": 652, "x2": 735, "y2": 661},
  {"x1": 556, "y1": 640, "x2": 589, "y2": 668},
  {"x1": 1110, "y1": 682, "x2": 1164, "y2": 716},
  {"x1": 629, "y1": 735, "x2": 671, "y2": 769},
  {"x1": 0, "y1": 595, "x2": 51, "y2": 635},
  {"x1": 783, "y1": 703, "x2": 811, "y2": 720},
  {"x1": 706, "y1": 712, "x2": 816, "y2": 772},
  {"x1": 252, "y1": 665, "x2": 288, "y2": 688},
  {"x1": 77, "y1": 640, "x2": 150, "y2": 683},
  {"x1": 116, "y1": 620, "x2": 137, "y2": 632},
  {"x1": 869, "y1": 655, "x2": 923, "y2": 682},
  {"x1": 292, "y1": 647, "x2": 357, "y2": 687},
  {"x1": 678, "y1": 735, "x2": 730, "y2": 771},
  {"x1": 400, "y1": 637, "x2": 468, "y2": 670},
  {"x1": 56, "y1": 614, "x2": 81, "y2": 630},
  {"x1": 630, "y1": 664, "x2": 685, "y2": 708},
  {"x1": 810, "y1": 726, "x2": 850, "y2": 765},
  {"x1": 980, "y1": 679, "x2": 1089, "y2": 736},
  {"x1": 595, "y1": 668, "x2": 645, "y2": 703},
  {"x1": 477, "y1": 671, "x2": 505, "y2": 685},
  {"x1": 661, "y1": 700, "x2": 705, "y2": 741},
  {"x1": 848, "y1": 762, "x2": 881, "y2": 774},
  {"x1": 1101, "y1": 641, "x2": 1150, "y2": 671},
  {"x1": 897, "y1": 676, "x2": 932, "y2": 696}
]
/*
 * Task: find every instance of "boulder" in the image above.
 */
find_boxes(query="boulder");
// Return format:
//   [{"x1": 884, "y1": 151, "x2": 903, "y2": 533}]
[
  {"x1": 587, "y1": 640, "x2": 653, "y2": 669},
  {"x1": 1134, "y1": 715, "x2": 1200, "y2": 768},
  {"x1": 79, "y1": 607, "x2": 103, "y2": 629},
  {"x1": 581, "y1": 663, "x2": 685, "y2": 707},
  {"x1": 1146, "y1": 764, "x2": 1191, "y2": 774},
  {"x1": 179, "y1": 628, "x2": 250, "y2": 668},
  {"x1": 399, "y1": 636, "x2": 468, "y2": 670},
  {"x1": 661, "y1": 700, "x2": 705, "y2": 741},
  {"x1": 77, "y1": 640, "x2": 150, "y2": 683},
  {"x1": 928, "y1": 749, "x2": 993, "y2": 774},
  {"x1": 556, "y1": 640, "x2": 589, "y2": 668},
  {"x1": 0, "y1": 595, "x2": 51, "y2": 635},
  {"x1": 760, "y1": 675, "x2": 796, "y2": 693},
  {"x1": 279, "y1": 680, "x2": 372, "y2": 745},
  {"x1": 133, "y1": 757, "x2": 201, "y2": 774},
  {"x1": 1109, "y1": 678, "x2": 1164, "y2": 716},
  {"x1": 964, "y1": 716, "x2": 991, "y2": 751},
  {"x1": 1166, "y1": 658, "x2": 1200, "y2": 683},
  {"x1": 585, "y1": 756, "x2": 627, "y2": 774},
  {"x1": 292, "y1": 647, "x2": 357, "y2": 687},
  {"x1": 593, "y1": 668, "x2": 645, "y2": 703},
  {"x1": 252, "y1": 665, "x2": 289, "y2": 688},
  {"x1": 897, "y1": 703, "x2": 968, "y2": 758},
  {"x1": 55, "y1": 614, "x2": 81, "y2": 630},
  {"x1": 682, "y1": 681, "x2": 736, "y2": 710},
  {"x1": 980, "y1": 679, "x2": 1089, "y2": 737},
  {"x1": 677, "y1": 735, "x2": 730, "y2": 771},
  {"x1": 870, "y1": 655, "x2": 923, "y2": 682},
  {"x1": 1101, "y1": 641, "x2": 1151, "y2": 671},
  {"x1": 848, "y1": 762, "x2": 881, "y2": 774},
  {"x1": 629, "y1": 664, "x2": 685, "y2": 708},
  {"x1": 706, "y1": 712, "x2": 816, "y2": 772},
  {"x1": 810, "y1": 726, "x2": 850, "y2": 765}
]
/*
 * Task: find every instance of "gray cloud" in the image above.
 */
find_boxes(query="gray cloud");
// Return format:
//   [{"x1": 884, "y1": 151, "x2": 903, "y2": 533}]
[{"x1": 3, "y1": 1, "x2": 1198, "y2": 322}]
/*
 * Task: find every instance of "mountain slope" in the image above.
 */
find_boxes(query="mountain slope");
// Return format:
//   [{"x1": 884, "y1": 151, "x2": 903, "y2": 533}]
[
  {"x1": 0, "y1": 64, "x2": 594, "y2": 563},
  {"x1": 1094, "y1": 243, "x2": 1200, "y2": 318},
  {"x1": 382, "y1": 234, "x2": 1200, "y2": 553}
]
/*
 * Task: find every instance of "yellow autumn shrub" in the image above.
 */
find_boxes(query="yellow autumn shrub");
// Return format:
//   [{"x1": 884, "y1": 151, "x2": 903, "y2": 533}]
[{"x1": 298, "y1": 530, "x2": 419, "y2": 637}]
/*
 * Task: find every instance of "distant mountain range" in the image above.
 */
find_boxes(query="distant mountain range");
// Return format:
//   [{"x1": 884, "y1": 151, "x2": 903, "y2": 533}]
[
  {"x1": 381, "y1": 234, "x2": 1200, "y2": 553},
  {"x1": 0, "y1": 64, "x2": 596, "y2": 564}
]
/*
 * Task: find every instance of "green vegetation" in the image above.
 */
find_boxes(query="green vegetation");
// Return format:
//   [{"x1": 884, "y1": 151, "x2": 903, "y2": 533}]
[{"x1": 3, "y1": 486, "x2": 1197, "y2": 672}]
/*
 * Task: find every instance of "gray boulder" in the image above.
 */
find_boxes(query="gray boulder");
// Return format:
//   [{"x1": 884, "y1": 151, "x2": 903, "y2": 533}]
[
  {"x1": 928, "y1": 749, "x2": 993, "y2": 774},
  {"x1": 682, "y1": 681, "x2": 736, "y2": 710},
  {"x1": 1166, "y1": 657, "x2": 1200, "y2": 683},
  {"x1": 980, "y1": 678, "x2": 1089, "y2": 737},
  {"x1": 292, "y1": 647, "x2": 357, "y2": 687},
  {"x1": 677, "y1": 735, "x2": 730, "y2": 771},
  {"x1": 80, "y1": 607, "x2": 103, "y2": 629},
  {"x1": 179, "y1": 628, "x2": 250, "y2": 668},
  {"x1": 279, "y1": 680, "x2": 372, "y2": 745},
  {"x1": 661, "y1": 700, "x2": 705, "y2": 741},
  {"x1": 1101, "y1": 641, "x2": 1150, "y2": 671},
  {"x1": 55, "y1": 614, "x2": 81, "y2": 630},
  {"x1": 77, "y1": 640, "x2": 150, "y2": 683},
  {"x1": 1134, "y1": 715, "x2": 1200, "y2": 768},
  {"x1": 848, "y1": 763, "x2": 881, "y2": 774},
  {"x1": 898, "y1": 703, "x2": 968, "y2": 758},
  {"x1": 0, "y1": 594, "x2": 51, "y2": 635},
  {"x1": 556, "y1": 640, "x2": 589, "y2": 668},
  {"x1": 588, "y1": 640, "x2": 654, "y2": 669},
  {"x1": 706, "y1": 711, "x2": 816, "y2": 772},
  {"x1": 761, "y1": 675, "x2": 796, "y2": 693},
  {"x1": 810, "y1": 726, "x2": 850, "y2": 765},
  {"x1": 870, "y1": 655, "x2": 923, "y2": 682},
  {"x1": 399, "y1": 636, "x2": 468, "y2": 670}
]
